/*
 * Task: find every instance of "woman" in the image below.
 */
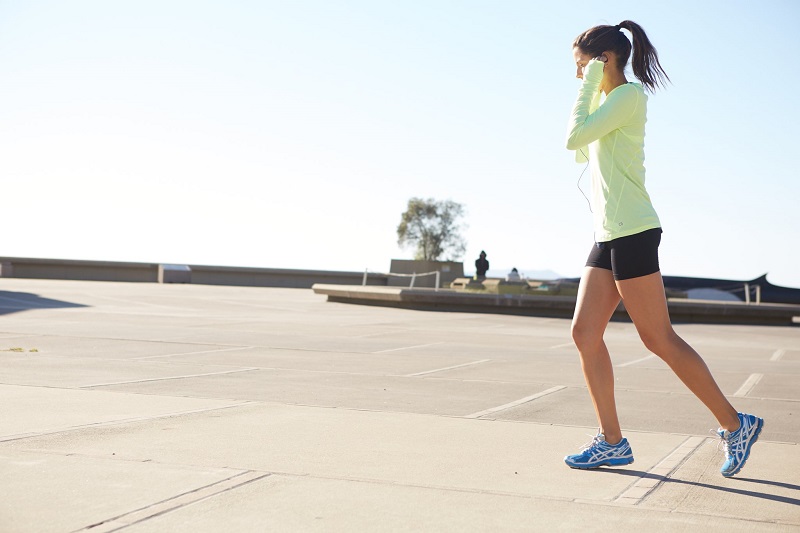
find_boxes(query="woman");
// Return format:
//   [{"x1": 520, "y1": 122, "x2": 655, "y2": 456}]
[{"x1": 563, "y1": 20, "x2": 762, "y2": 477}]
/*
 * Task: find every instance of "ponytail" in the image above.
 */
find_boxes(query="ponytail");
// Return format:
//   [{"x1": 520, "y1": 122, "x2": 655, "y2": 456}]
[
  {"x1": 618, "y1": 20, "x2": 670, "y2": 92},
  {"x1": 573, "y1": 20, "x2": 670, "y2": 92}
]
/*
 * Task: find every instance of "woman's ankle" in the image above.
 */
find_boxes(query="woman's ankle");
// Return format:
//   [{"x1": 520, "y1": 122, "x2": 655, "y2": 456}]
[{"x1": 721, "y1": 412, "x2": 741, "y2": 433}]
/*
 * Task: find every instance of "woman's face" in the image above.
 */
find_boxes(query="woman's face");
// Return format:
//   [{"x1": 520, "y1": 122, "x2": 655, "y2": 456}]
[{"x1": 573, "y1": 48, "x2": 594, "y2": 79}]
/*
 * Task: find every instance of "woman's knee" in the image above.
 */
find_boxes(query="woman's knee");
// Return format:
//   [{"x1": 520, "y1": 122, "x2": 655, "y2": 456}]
[
  {"x1": 571, "y1": 321, "x2": 604, "y2": 352},
  {"x1": 639, "y1": 327, "x2": 681, "y2": 357}
]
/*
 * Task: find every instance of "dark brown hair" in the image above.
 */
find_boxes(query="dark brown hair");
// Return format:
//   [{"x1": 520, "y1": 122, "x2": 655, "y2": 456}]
[{"x1": 573, "y1": 20, "x2": 670, "y2": 92}]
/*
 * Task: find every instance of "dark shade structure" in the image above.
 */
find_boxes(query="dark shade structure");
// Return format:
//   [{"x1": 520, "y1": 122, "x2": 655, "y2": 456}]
[
  {"x1": 562, "y1": 274, "x2": 800, "y2": 305},
  {"x1": 662, "y1": 274, "x2": 800, "y2": 305}
]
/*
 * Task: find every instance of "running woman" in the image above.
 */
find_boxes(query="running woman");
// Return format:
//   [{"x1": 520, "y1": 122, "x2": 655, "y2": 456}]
[{"x1": 563, "y1": 20, "x2": 762, "y2": 477}]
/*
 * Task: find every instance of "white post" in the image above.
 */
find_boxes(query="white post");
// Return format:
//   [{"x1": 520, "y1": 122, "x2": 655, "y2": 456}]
[
  {"x1": 362, "y1": 269, "x2": 368, "y2": 286},
  {"x1": 435, "y1": 271, "x2": 441, "y2": 291},
  {"x1": 410, "y1": 273, "x2": 416, "y2": 288},
  {"x1": 744, "y1": 283, "x2": 750, "y2": 304},
  {"x1": 755, "y1": 284, "x2": 761, "y2": 305}
]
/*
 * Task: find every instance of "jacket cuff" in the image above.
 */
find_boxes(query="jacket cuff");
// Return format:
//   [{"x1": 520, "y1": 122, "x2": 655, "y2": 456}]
[{"x1": 583, "y1": 59, "x2": 605, "y2": 85}]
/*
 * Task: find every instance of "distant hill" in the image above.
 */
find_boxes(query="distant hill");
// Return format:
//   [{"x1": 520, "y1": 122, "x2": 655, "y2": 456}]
[{"x1": 470, "y1": 268, "x2": 563, "y2": 280}]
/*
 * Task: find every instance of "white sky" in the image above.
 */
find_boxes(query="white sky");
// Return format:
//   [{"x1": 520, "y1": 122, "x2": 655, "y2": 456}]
[{"x1": 1, "y1": 0, "x2": 798, "y2": 286}]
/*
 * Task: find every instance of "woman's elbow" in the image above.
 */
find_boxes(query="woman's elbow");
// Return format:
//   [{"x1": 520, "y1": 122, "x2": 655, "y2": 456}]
[{"x1": 565, "y1": 136, "x2": 581, "y2": 150}]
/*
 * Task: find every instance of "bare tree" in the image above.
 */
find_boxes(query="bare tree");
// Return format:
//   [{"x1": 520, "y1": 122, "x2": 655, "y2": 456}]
[{"x1": 397, "y1": 198, "x2": 467, "y2": 261}]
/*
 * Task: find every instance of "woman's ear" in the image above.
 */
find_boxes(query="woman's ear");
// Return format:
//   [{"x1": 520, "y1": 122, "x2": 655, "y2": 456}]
[{"x1": 601, "y1": 51, "x2": 620, "y2": 67}]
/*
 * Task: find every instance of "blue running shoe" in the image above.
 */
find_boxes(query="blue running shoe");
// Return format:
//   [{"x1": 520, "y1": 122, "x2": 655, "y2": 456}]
[
  {"x1": 718, "y1": 412, "x2": 764, "y2": 477},
  {"x1": 564, "y1": 434, "x2": 634, "y2": 469}
]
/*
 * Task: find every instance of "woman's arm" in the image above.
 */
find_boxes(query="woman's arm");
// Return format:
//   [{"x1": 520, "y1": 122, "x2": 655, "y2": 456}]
[{"x1": 566, "y1": 60, "x2": 641, "y2": 150}]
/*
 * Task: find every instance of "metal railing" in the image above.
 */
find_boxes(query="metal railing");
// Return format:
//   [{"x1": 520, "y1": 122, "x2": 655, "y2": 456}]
[{"x1": 363, "y1": 269, "x2": 441, "y2": 290}]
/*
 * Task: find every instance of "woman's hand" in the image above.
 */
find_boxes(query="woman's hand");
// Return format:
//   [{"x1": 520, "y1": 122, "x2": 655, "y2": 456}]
[{"x1": 580, "y1": 58, "x2": 607, "y2": 83}]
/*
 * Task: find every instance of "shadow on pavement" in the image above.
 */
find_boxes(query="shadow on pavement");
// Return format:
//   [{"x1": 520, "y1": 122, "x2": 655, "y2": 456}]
[
  {"x1": 0, "y1": 291, "x2": 89, "y2": 316},
  {"x1": 592, "y1": 468, "x2": 800, "y2": 506}
]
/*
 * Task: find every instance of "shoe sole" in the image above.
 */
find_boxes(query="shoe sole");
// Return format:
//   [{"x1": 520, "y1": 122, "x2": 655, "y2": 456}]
[
  {"x1": 565, "y1": 457, "x2": 634, "y2": 469},
  {"x1": 721, "y1": 417, "x2": 764, "y2": 478}
]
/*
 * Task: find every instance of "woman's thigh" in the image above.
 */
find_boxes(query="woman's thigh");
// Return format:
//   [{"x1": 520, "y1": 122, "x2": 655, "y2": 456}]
[
  {"x1": 572, "y1": 267, "x2": 621, "y2": 346},
  {"x1": 615, "y1": 271, "x2": 676, "y2": 351}
]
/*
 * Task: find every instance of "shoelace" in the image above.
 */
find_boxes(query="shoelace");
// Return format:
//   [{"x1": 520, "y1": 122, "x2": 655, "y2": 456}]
[
  {"x1": 713, "y1": 431, "x2": 729, "y2": 454},
  {"x1": 578, "y1": 433, "x2": 604, "y2": 452},
  {"x1": 711, "y1": 428, "x2": 735, "y2": 456}
]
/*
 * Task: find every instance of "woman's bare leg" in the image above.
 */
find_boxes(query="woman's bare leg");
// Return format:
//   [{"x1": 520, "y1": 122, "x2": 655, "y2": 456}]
[
  {"x1": 616, "y1": 271, "x2": 740, "y2": 431},
  {"x1": 571, "y1": 267, "x2": 625, "y2": 443}
]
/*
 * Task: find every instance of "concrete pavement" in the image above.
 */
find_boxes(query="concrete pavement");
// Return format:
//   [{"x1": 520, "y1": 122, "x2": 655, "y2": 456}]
[{"x1": 0, "y1": 279, "x2": 798, "y2": 531}]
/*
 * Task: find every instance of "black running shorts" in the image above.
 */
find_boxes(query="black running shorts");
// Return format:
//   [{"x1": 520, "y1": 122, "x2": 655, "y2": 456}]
[{"x1": 585, "y1": 228, "x2": 663, "y2": 281}]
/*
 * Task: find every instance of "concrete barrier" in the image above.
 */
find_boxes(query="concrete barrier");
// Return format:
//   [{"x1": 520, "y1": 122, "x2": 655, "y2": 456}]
[
  {"x1": 0, "y1": 257, "x2": 158, "y2": 283},
  {"x1": 312, "y1": 284, "x2": 800, "y2": 326},
  {"x1": 0, "y1": 257, "x2": 390, "y2": 289},
  {"x1": 0, "y1": 261, "x2": 13, "y2": 278},
  {"x1": 158, "y1": 264, "x2": 192, "y2": 284},
  {"x1": 189, "y1": 264, "x2": 388, "y2": 289}
]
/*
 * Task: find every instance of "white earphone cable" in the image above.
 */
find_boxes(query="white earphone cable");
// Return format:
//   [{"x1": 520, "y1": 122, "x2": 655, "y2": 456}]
[{"x1": 577, "y1": 148, "x2": 592, "y2": 213}]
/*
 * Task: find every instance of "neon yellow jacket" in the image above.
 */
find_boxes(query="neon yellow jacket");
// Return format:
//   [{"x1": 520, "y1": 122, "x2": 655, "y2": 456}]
[{"x1": 566, "y1": 59, "x2": 661, "y2": 242}]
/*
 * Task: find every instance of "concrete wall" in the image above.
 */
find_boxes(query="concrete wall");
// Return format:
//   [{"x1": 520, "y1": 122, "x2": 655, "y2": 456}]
[
  {"x1": 189, "y1": 264, "x2": 387, "y2": 289},
  {"x1": 0, "y1": 257, "x2": 389, "y2": 289},
  {"x1": 0, "y1": 257, "x2": 158, "y2": 283}
]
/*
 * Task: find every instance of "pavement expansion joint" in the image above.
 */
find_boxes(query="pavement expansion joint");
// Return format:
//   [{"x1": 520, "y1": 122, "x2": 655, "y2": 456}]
[
  {"x1": 0, "y1": 330, "x2": 252, "y2": 349},
  {"x1": 0, "y1": 333, "x2": 38, "y2": 340},
  {"x1": 548, "y1": 342, "x2": 575, "y2": 349},
  {"x1": 464, "y1": 386, "x2": 568, "y2": 418},
  {"x1": 129, "y1": 345, "x2": 254, "y2": 360},
  {"x1": 614, "y1": 435, "x2": 708, "y2": 505},
  {"x1": 373, "y1": 342, "x2": 444, "y2": 353},
  {"x1": 0, "y1": 401, "x2": 255, "y2": 443},
  {"x1": 744, "y1": 395, "x2": 800, "y2": 404},
  {"x1": 78, "y1": 367, "x2": 260, "y2": 388},
  {"x1": 616, "y1": 353, "x2": 658, "y2": 367},
  {"x1": 267, "y1": 470, "x2": 565, "y2": 501},
  {"x1": 72, "y1": 470, "x2": 271, "y2": 533},
  {"x1": 404, "y1": 358, "x2": 492, "y2": 377}
]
